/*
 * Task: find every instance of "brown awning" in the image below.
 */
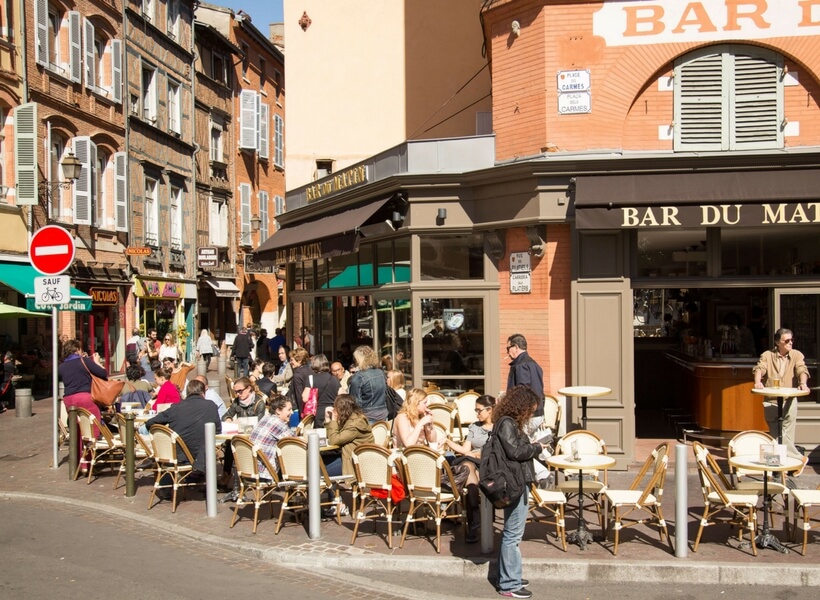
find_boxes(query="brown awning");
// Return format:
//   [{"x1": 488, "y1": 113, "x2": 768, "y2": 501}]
[
  {"x1": 574, "y1": 169, "x2": 820, "y2": 229},
  {"x1": 254, "y1": 198, "x2": 389, "y2": 265}
]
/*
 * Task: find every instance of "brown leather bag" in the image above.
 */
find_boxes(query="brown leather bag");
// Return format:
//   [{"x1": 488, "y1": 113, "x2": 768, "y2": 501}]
[{"x1": 81, "y1": 358, "x2": 124, "y2": 407}]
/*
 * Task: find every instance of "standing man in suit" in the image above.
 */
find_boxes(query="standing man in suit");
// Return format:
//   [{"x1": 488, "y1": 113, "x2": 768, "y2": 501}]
[{"x1": 506, "y1": 333, "x2": 545, "y2": 431}]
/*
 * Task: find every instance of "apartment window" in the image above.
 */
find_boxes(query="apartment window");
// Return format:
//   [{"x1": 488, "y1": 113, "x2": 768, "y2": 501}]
[
  {"x1": 142, "y1": 0, "x2": 154, "y2": 22},
  {"x1": 144, "y1": 176, "x2": 158, "y2": 246},
  {"x1": 259, "y1": 191, "x2": 269, "y2": 240},
  {"x1": 274, "y1": 114, "x2": 284, "y2": 168},
  {"x1": 259, "y1": 58, "x2": 266, "y2": 89},
  {"x1": 168, "y1": 79, "x2": 181, "y2": 134},
  {"x1": 210, "y1": 121, "x2": 223, "y2": 162},
  {"x1": 674, "y1": 45, "x2": 784, "y2": 152},
  {"x1": 47, "y1": 8, "x2": 60, "y2": 66},
  {"x1": 241, "y1": 43, "x2": 249, "y2": 80},
  {"x1": 93, "y1": 37, "x2": 104, "y2": 89},
  {"x1": 142, "y1": 65, "x2": 157, "y2": 123},
  {"x1": 274, "y1": 194, "x2": 284, "y2": 231},
  {"x1": 49, "y1": 136, "x2": 65, "y2": 219},
  {"x1": 167, "y1": 0, "x2": 179, "y2": 40},
  {"x1": 94, "y1": 150, "x2": 109, "y2": 228},
  {"x1": 212, "y1": 52, "x2": 229, "y2": 86},
  {"x1": 209, "y1": 196, "x2": 228, "y2": 247},
  {"x1": 273, "y1": 69, "x2": 282, "y2": 100},
  {"x1": 316, "y1": 159, "x2": 333, "y2": 179},
  {"x1": 170, "y1": 186, "x2": 182, "y2": 250}
]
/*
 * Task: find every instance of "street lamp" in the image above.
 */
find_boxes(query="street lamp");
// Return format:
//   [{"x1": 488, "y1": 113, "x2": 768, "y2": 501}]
[
  {"x1": 250, "y1": 214, "x2": 262, "y2": 232},
  {"x1": 39, "y1": 151, "x2": 82, "y2": 202}
]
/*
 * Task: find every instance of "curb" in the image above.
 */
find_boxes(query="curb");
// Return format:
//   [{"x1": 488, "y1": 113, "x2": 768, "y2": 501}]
[{"x1": 4, "y1": 491, "x2": 820, "y2": 588}]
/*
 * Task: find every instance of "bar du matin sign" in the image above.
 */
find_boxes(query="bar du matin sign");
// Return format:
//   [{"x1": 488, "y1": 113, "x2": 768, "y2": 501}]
[{"x1": 306, "y1": 165, "x2": 368, "y2": 202}]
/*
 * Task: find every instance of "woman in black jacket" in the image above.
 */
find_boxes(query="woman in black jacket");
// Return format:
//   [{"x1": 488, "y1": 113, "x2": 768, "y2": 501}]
[
  {"x1": 492, "y1": 385, "x2": 548, "y2": 600},
  {"x1": 286, "y1": 346, "x2": 312, "y2": 415},
  {"x1": 308, "y1": 354, "x2": 341, "y2": 427}
]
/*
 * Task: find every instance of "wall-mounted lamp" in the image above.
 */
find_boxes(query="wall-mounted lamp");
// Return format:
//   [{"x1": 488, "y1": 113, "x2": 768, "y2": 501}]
[
  {"x1": 250, "y1": 214, "x2": 262, "y2": 232},
  {"x1": 511, "y1": 20, "x2": 521, "y2": 37},
  {"x1": 39, "y1": 151, "x2": 82, "y2": 216},
  {"x1": 436, "y1": 208, "x2": 447, "y2": 226}
]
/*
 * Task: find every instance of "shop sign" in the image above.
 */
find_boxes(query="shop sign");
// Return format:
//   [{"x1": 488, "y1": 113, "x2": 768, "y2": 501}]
[
  {"x1": 510, "y1": 273, "x2": 532, "y2": 294},
  {"x1": 27, "y1": 297, "x2": 92, "y2": 312},
  {"x1": 125, "y1": 247, "x2": 152, "y2": 256},
  {"x1": 90, "y1": 287, "x2": 119, "y2": 305},
  {"x1": 306, "y1": 165, "x2": 369, "y2": 202},
  {"x1": 139, "y1": 279, "x2": 183, "y2": 298},
  {"x1": 594, "y1": 0, "x2": 820, "y2": 47},
  {"x1": 198, "y1": 247, "x2": 218, "y2": 268},
  {"x1": 244, "y1": 253, "x2": 274, "y2": 274}
]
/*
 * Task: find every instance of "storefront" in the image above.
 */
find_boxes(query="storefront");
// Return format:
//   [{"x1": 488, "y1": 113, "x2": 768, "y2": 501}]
[
  {"x1": 134, "y1": 276, "x2": 197, "y2": 362},
  {"x1": 197, "y1": 276, "x2": 240, "y2": 347}
]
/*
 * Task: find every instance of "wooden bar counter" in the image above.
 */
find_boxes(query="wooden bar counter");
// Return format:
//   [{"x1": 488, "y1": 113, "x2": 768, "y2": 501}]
[{"x1": 665, "y1": 351, "x2": 767, "y2": 433}]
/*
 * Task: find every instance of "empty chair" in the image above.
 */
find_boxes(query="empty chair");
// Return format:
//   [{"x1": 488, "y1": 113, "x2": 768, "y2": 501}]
[
  {"x1": 225, "y1": 375, "x2": 237, "y2": 401},
  {"x1": 425, "y1": 391, "x2": 446, "y2": 404},
  {"x1": 692, "y1": 441, "x2": 759, "y2": 556},
  {"x1": 728, "y1": 429, "x2": 789, "y2": 529},
  {"x1": 527, "y1": 483, "x2": 568, "y2": 551},
  {"x1": 230, "y1": 435, "x2": 291, "y2": 533},
  {"x1": 370, "y1": 420, "x2": 391, "y2": 448},
  {"x1": 603, "y1": 442, "x2": 672, "y2": 556},
  {"x1": 542, "y1": 394, "x2": 562, "y2": 434},
  {"x1": 74, "y1": 408, "x2": 124, "y2": 484},
  {"x1": 554, "y1": 430, "x2": 608, "y2": 526},
  {"x1": 350, "y1": 444, "x2": 403, "y2": 548},
  {"x1": 791, "y1": 483, "x2": 820, "y2": 555},
  {"x1": 454, "y1": 391, "x2": 478, "y2": 440},
  {"x1": 148, "y1": 424, "x2": 201, "y2": 512},
  {"x1": 427, "y1": 403, "x2": 458, "y2": 440}
]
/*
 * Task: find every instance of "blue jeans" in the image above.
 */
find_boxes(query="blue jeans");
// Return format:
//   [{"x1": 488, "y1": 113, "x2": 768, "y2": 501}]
[
  {"x1": 498, "y1": 488, "x2": 528, "y2": 592},
  {"x1": 235, "y1": 357, "x2": 249, "y2": 378}
]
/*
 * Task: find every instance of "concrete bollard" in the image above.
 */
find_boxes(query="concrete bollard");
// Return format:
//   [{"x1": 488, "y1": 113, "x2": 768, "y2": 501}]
[
  {"x1": 196, "y1": 357, "x2": 207, "y2": 376},
  {"x1": 217, "y1": 355, "x2": 227, "y2": 377},
  {"x1": 15, "y1": 387, "x2": 32, "y2": 418},
  {"x1": 58, "y1": 382, "x2": 65, "y2": 399}
]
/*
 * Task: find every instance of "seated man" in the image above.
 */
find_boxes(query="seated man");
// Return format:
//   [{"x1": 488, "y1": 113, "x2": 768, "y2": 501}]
[
  {"x1": 194, "y1": 375, "x2": 227, "y2": 419},
  {"x1": 255, "y1": 362, "x2": 278, "y2": 398}
]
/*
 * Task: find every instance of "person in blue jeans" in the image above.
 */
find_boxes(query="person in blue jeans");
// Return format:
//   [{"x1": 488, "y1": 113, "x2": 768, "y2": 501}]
[{"x1": 492, "y1": 385, "x2": 548, "y2": 599}]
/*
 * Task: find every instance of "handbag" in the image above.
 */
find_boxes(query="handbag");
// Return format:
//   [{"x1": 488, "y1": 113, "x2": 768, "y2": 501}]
[
  {"x1": 81, "y1": 358, "x2": 124, "y2": 407},
  {"x1": 302, "y1": 374, "x2": 319, "y2": 416},
  {"x1": 371, "y1": 473, "x2": 407, "y2": 503}
]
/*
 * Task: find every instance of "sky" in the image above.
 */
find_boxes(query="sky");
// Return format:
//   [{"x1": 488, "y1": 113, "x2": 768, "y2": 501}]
[{"x1": 215, "y1": 1, "x2": 284, "y2": 27}]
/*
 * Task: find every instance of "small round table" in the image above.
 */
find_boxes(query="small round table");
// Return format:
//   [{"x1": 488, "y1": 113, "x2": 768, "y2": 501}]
[
  {"x1": 750, "y1": 387, "x2": 811, "y2": 443},
  {"x1": 547, "y1": 453, "x2": 615, "y2": 549},
  {"x1": 728, "y1": 454, "x2": 803, "y2": 553},
  {"x1": 559, "y1": 386, "x2": 611, "y2": 430}
]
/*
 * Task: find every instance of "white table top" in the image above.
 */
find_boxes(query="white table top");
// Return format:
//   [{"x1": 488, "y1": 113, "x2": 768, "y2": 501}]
[
  {"x1": 729, "y1": 454, "x2": 803, "y2": 473},
  {"x1": 547, "y1": 453, "x2": 615, "y2": 470},
  {"x1": 558, "y1": 386, "x2": 611, "y2": 398},
  {"x1": 751, "y1": 387, "x2": 811, "y2": 399}
]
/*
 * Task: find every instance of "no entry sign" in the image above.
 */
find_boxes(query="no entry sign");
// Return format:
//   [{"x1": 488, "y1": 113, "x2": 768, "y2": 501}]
[{"x1": 29, "y1": 225, "x2": 76, "y2": 276}]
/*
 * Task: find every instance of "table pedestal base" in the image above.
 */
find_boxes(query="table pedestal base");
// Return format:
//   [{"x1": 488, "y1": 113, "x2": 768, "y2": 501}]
[
  {"x1": 567, "y1": 523, "x2": 596, "y2": 550},
  {"x1": 756, "y1": 530, "x2": 789, "y2": 554}
]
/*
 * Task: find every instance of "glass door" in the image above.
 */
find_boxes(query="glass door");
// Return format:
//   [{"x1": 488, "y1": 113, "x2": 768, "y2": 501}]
[{"x1": 774, "y1": 288, "x2": 820, "y2": 402}]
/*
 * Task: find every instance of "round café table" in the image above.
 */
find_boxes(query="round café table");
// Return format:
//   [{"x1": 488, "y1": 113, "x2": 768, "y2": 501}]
[
  {"x1": 559, "y1": 386, "x2": 611, "y2": 430},
  {"x1": 729, "y1": 454, "x2": 803, "y2": 553},
  {"x1": 547, "y1": 453, "x2": 615, "y2": 550},
  {"x1": 750, "y1": 387, "x2": 811, "y2": 444}
]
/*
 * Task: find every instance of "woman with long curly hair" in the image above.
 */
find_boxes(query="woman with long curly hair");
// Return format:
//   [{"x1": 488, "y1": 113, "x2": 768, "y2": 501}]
[
  {"x1": 491, "y1": 386, "x2": 548, "y2": 599},
  {"x1": 392, "y1": 388, "x2": 441, "y2": 449}
]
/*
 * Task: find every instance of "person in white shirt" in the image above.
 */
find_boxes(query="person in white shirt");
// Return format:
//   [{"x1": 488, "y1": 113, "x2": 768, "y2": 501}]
[{"x1": 194, "y1": 375, "x2": 227, "y2": 419}]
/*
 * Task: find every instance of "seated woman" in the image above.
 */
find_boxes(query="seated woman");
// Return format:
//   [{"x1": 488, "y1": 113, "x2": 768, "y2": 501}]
[
  {"x1": 220, "y1": 376, "x2": 267, "y2": 490},
  {"x1": 152, "y1": 366, "x2": 181, "y2": 409},
  {"x1": 120, "y1": 363, "x2": 154, "y2": 409},
  {"x1": 386, "y1": 369, "x2": 406, "y2": 401},
  {"x1": 324, "y1": 393, "x2": 375, "y2": 477},
  {"x1": 392, "y1": 388, "x2": 442, "y2": 450},
  {"x1": 249, "y1": 394, "x2": 295, "y2": 480},
  {"x1": 162, "y1": 356, "x2": 196, "y2": 395},
  {"x1": 443, "y1": 394, "x2": 496, "y2": 543}
]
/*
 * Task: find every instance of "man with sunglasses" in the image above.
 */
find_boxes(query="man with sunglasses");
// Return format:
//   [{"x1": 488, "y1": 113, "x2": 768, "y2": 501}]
[
  {"x1": 506, "y1": 334, "x2": 544, "y2": 431},
  {"x1": 753, "y1": 328, "x2": 811, "y2": 474}
]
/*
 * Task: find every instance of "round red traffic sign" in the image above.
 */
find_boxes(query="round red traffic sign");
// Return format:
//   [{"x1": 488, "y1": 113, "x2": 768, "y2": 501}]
[{"x1": 29, "y1": 225, "x2": 76, "y2": 276}]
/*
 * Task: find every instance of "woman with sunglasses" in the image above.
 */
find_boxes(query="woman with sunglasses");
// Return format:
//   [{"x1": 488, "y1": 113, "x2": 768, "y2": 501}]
[
  {"x1": 444, "y1": 394, "x2": 497, "y2": 543},
  {"x1": 158, "y1": 333, "x2": 180, "y2": 363},
  {"x1": 219, "y1": 376, "x2": 267, "y2": 491}
]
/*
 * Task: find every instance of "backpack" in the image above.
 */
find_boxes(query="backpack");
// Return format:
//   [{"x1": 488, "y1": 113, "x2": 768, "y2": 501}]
[
  {"x1": 385, "y1": 386, "x2": 405, "y2": 420},
  {"x1": 479, "y1": 417, "x2": 525, "y2": 508}
]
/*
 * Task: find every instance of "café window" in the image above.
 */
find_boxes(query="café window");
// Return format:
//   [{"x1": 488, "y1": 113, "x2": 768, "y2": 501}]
[
  {"x1": 721, "y1": 227, "x2": 820, "y2": 277},
  {"x1": 635, "y1": 229, "x2": 708, "y2": 278},
  {"x1": 420, "y1": 234, "x2": 484, "y2": 280}
]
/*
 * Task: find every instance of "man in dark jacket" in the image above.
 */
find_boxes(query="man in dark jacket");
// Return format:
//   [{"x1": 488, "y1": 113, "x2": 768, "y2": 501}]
[
  {"x1": 231, "y1": 327, "x2": 252, "y2": 378},
  {"x1": 506, "y1": 333, "x2": 545, "y2": 430}
]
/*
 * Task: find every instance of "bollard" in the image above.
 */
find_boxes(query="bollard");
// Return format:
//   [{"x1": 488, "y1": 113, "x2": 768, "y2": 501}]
[
  {"x1": 68, "y1": 406, "x2": 79, "y2": 480},
  {"x1": 58, "y1": 382, "x2": 65, "y2": 399},
  {"x1": 675, "y1": 443, "x2": 688, "y2": 558},
  {"x1": 14, "y1": 387, "x2": 32, "y2": 418},
  {"x1": 205, "y1": 422, "x2": 217, "y2": 517},
  {"x1": 480, "y1": 490, "x2": 494, "y2": 554},
  {"x1": 196, "y1": 357, "x2": 207, "y2": 376},
  {"x1": 307, "y1": 431, "x2": 321, "y2": 539},
  {"x1": 217, "y1": 355, "x2": 227, "y2": 377},
  {"x1": 124, "y1": 412, "x2": 136, "y2": 497}
]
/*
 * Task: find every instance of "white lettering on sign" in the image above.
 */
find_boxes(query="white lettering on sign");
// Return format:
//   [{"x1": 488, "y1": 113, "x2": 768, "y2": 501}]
[
  {"x1": 34, "y1": 244, "x2": 69, "y2": 256},
  {"x1": 593, "y1": 0, "x2": 820, "y2": 46}
]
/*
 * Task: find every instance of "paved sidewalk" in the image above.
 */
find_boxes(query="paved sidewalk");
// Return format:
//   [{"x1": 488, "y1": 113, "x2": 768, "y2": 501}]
[{"x1": 2, "y1": 392, "x2": 820, "y2": 588}]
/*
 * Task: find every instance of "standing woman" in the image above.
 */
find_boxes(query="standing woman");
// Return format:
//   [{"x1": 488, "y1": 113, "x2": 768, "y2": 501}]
[
  {"x1": 158, "y1": 332, "x2": 180, "y2": 363},
  {"x1": 196, "y1": 329, "x2": 215, "y2": 371},
  {"x1": 286, "y1": 346, "x2": 312, "y2": 414},
  {"x1": 492, "y1": 386, "x2": 547, "y2": 599},
  {"x1": 308, "y1": 354, "x2": 341, "y2": 428},
  {"x1": 272, "y1": 345, "x2": 293, "y2": 387},
  {"x1": 348, "y1": 345, "x2": 388, "y2": 423},
  {"x1": 58, "y1": 339, "x2": 108, "y2": 436}
]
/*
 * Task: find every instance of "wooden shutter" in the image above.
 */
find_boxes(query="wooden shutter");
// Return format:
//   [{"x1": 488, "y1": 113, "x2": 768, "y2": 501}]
[
  {"x1": 13, "y1": 103, "x2": 38, "y2": 206},
  {"x1": 34, "y1": 0, "x2": 48, "y2": 66},
  {"x1": 731, "y1": 52, "x2": 783, "y2": 149},
  {"x1": 114, "y1": 152, "x2": 127, "y2": 231},
  {"x1": 83, "y1": 17, "x2": 95, "y2": 88},
  {"x1": 69, "y1": 11, "x2": 82, "y2": 83},
  {"x1": 111, "y1": 39, "x2": 122, "y2": 103},
  {"x1": 240, "y1": 183, "x2": 251, "y2": 246},
  {"x1": 239, "y1": 90, "x2": 257, "y2": 149},
  {"x1": 274, "y1": 114, "x2": 284, "y2": 167},
  {"x1": 259, "y1": 103, "x2": 269, "y2": 159},
  {"x1": 674, "y1": 52, "x2": 727, "y2": 151},
  {"x1": 259, "y1": 191, "x2": 269, "y2": 241},
  {"x1": 73, "y1": 137, "x2": 92, "y2": 225}
]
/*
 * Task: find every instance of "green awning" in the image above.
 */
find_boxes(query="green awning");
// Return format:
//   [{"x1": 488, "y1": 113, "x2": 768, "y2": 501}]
[
  {"x1": 0, "y1": 262, "x2": 92, "y2": 312},
  {"x1": 323, "y1": 264, "x2": 411, "y2": 289}
]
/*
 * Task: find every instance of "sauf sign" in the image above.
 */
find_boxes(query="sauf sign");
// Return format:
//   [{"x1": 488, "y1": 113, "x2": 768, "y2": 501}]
[
  {"x1": 594, "y1": 0, "x2": 820, "y2": 46},
  {"x1": 621, "y1": 202, "x2": 820, "y2": 228}
]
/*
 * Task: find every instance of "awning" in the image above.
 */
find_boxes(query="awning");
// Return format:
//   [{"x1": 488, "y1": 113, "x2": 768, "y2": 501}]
[
  {"x1": 574, "y1": 169, "x2": 820, "y2": 229},
  {"x1": 254, "y1": 198, "x2": 390, "y2": 265},
  {"x1": 0, "y1": 262, "x2": 92, "y2": 312},
  {"x1": 204, "y1": 278, "x2": 240, "y2": 298}
]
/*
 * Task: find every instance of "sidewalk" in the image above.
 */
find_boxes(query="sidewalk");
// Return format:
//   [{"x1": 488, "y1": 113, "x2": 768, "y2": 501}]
[{"x1": 2, "y1": 390, "x2": 820, "y2": 587}]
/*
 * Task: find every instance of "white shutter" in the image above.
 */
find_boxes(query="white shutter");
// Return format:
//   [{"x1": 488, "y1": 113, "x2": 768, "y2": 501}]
[
  {"x1": 83, "y1": 17, "x2": 95, "y2": 88},
  {"x1": 73, "y1": 137, "x2": 92, "y2": 224},
  {"x1": 209, "y1": 198, "x2": 218, "y2": 245},
  {"x1": 111, "y1": 40, "x2": 123, "y2": 103},
  {"x1": 674, "y1": 52, "x2": 727, "y2": 151},
  {"x1": 274, "y1": 114, "x2": 284, "y2": 167},
  {"x1": 114, "y1": 152, "x2": 127, "y2": 231},
  {"x1": 259, "y1": 191, "x2": 269, "y2": 241},
  {"x1": 259, "y1": 103, "x2": 269, "y2": 159},
  {"x1": 13, "y1": 103, "x2": 38, "y2": 206},
  {"x1": 731, "y1": 52, "x2": 783, "y2": 149},
  {"x1": 35, "y1": 0, "x2": 48, "y2": 67},
  {"x1": 69, "y1": 12, "x2": 82, "y2": 83},
  {"x1": 239, "y1": 90, "x2": 257, "y2": 149},
  {"x1": 240, "y1": 183, "x2": 251, "y2": 245}
]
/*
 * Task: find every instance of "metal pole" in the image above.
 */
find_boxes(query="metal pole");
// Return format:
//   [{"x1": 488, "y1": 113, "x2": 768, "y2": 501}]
[
  {"x1": 68, "y1": 406, "x2": 78, "y2": 480},
  {"x1": 307, "y1": 430, "x2": 321, "y2": 539},
  {"x1": 124, "y1": 412, "x2": 136, "y2": 497},
  {"x1": 675, "y1": 443, "x2": 688, "y2": 558},
  {"x1": 205, "y1": 422, "x2": 217, "y2": 517},
  {"x1": 52, "y1": 305, "x2": 59, "y2": 469},
  {"x1": 480, "y1": 490, "x2": 494, "y2": 554}
]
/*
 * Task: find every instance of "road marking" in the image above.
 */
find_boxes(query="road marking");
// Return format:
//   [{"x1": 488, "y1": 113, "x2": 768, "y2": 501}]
[{"x1": 34, "y1": 244, "x2": 69, "y2": 256}]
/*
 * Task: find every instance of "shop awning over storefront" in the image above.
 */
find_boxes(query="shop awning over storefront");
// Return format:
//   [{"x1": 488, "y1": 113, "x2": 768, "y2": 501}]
[
  {"x1": 0, "y1": 262, "x2": 92, "y2": 312},
  {"x1": 574, "y1": 168, "x2": 820, "y2": 229},
  {"x1": 322, "y1": 264, "x2": 411, "y2": 289},
  {"x1": 254, "y1": 198, "x2": 390, "y2": 265},
  {"x1": 204, "y1": 278, "x2": 240, "y2": 298}
]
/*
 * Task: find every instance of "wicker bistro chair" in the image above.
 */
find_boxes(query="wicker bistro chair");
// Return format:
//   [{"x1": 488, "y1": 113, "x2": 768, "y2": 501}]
[
  {"x1": 791, "y1": 484, "x2": 820, "y2": 555},
  {"x1": 230, "y1": 435, "x2": 297, "y2": 534},
  {"x1": 274, "y1": 437, "x2": 352, "y2": 534},
  {"x1": 424, "y1": 391, "x2": 446, "y2": 404},
  {"x1": 603, "y1": 442, "x2": 672, "y2": 556},
  {"x1": 527, "y1": 483, "x2": 568, "y2": 551},
  {"x1": 294, "y1": 414, "x2": 315, "y2": 436},
  {"x1": 553, "y1": 430, "x2": 608, "y2": 527},
  {"x1": 454, "y1": 391, "x2": 479, "y2": 440},
  {"x1": 399, "y1": 445, "x2": 465, "y2": 553},
  {"x1": 370, "y1": 420, "x2": 392, "y2": 448},
  {"x1": 427, "y1": 403, "x2": 458, "y2": 441},
  {"x1": 73, "y1": 408, "x2": 125, "y2": 484},
  {"x1": 692, "y1": 441, "x2": 760, "y2": 556},
  {"x1": 543, "y1": 394, "x2": 562, "y2": 435},
  {"x1": 225, "y1": 375, "x2": 237, "y2": 401},
  {"x1": 148, "y1": 424, "x2": 202, "y2": 513},
  {"x1": 113, "y1": 413, "x2": 154, "y2": 492},
  {"x1": 350, "y1": 445, "x2": 404, "y2": 549}
]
